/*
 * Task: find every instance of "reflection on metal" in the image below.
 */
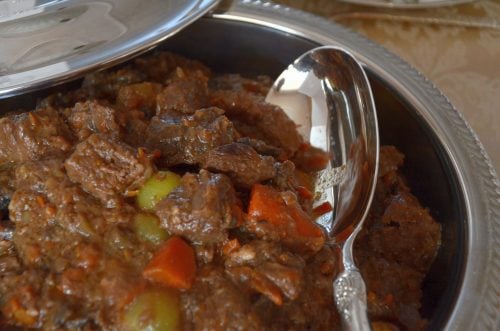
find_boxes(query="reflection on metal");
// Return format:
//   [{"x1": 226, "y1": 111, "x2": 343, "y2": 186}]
[
  {"x1": 266, "y1": 46, "x2": 379, "y2": 331},
  {"x1": 1, "y1": 4, "x2": 125, "y2": 72},
  {"x1": 0, "y1": 0, "x2": 219, "y2": 97}
]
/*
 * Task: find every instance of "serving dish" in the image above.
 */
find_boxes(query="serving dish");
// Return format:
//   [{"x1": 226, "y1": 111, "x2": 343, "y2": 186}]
[
  {"x1": 0, "y1": 1, "x2": 498, "y2": 330},
  {"x1": 338, "y1": 0, "x2": 477, "y2": 9}
]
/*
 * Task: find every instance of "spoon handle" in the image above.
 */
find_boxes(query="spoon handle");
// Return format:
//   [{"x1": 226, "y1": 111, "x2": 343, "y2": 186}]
[{"x1": 334, "y1": 268, "x2": 372, "y2": 331}]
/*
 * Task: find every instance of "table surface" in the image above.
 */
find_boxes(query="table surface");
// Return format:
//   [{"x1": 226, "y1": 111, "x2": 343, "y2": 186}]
[{"x1": 276, "y1": 0, "x2": 500, "y2": 174}]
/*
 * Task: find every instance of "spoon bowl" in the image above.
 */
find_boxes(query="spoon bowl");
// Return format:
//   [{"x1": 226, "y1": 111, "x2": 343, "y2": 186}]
[{"x1": 266, "y1": 46, "x2": 379, "y2": 330}]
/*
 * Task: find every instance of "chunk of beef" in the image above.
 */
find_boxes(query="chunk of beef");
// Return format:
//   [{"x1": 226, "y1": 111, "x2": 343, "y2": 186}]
[
  {"x1": 237, "y1": 137, "x2": 284, "y2": 159},
  {"x1": 0, "y1": 163, "x2": 15, "y2": 212},
  {"x1": 202, "y1": 143, "x2": 275, "y2": 188},
  {"x1": 117, "y1": 82, "x2": 163, "y2": 119},
  {"x1": 64, "y1": 134, "x2": 154, "y2": 205},
  {"x1": 133, "y1": 51, "x2": 211, "y2": 83},
  {"x1": 8, "y1": 169, "x2": 118, "y2": 269},
  {"x1": 209, "y1": 74, "x2": 272, "y2": 96},
  {"x1": 368, "y1": 191, "x2": 441, "y2": 273},
  {"x1": 210, "y1": 89, "x2": 302, "y2": 158},
  {"x1": 13, "y1": 159, "x2": 66, "y2": 192},
  {"x1": 357, "y1": 255, "x2": 427, "y2": 330},
  {"x1": 81, "y1": 66, "x2": 145, "y2": 102},
  {"x1": 353, "y1": 146, "x2": 441, "y2": 330},
  {"x1": 379, "y1": 145, "x2": 405, "y2": 178},
  {"x1": 117, "y1": 109, "x2": 150, "y2": 149},
  {"x1": 145, "y1": 107, "x2": 237, "y2": 167},
  {"x1": 0, "y1": 230, "x2": 20, "y2": 274},
  {"x1": 63, "y1": 100, "x2": 150, "y2": 148},
  {"x1": 0, "y1": 270, "x2": 47, "y2": 328},
  {"x1": 181, "y1": 266, "x2": 263, "y2": 331},
  {"x1": 65, "y1": 100, "x2": 126, "y2": 141},
  {"x1": 270, "y1": 160, "x2": 298, "y2": 192},
  {"x1": 155, "y1": 170, "x2": 236, "y2": 245},
  {"x1": 256, "y1": 246, "x2": 340, "y2": 330},
  {"x1": 0, "y1": 108, "x2": 73, "y2": 164},
  {"x1": 156, "y1": 69, "x2": 209, "y2": 115},
  {"x1": 8, "y1": 167, "x2": 151, "y2": 329},
  {"x1": 9, "y1": 188, "x2": 95, "y2": 270},
  {"x1": 377, "y1": 145, "x2": 407, "y2": 191},
  {"x1": 225, "y1": 240, "x2": 305, "y2": 304}
]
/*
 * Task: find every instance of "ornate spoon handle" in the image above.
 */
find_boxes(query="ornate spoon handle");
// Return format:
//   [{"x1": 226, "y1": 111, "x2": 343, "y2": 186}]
[{"x1": 334, "y1": 268, "x2": 371, "y2": 331}]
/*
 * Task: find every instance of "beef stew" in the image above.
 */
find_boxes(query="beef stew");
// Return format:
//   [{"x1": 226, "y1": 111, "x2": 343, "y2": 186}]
[{"x1": 0, "y1": 52, "x2": 441, "y2": 331}]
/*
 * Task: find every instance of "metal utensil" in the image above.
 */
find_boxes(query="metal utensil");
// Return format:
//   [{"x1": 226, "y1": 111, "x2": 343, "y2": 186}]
[{"x1": 266, "y1": 46, "x2": 379, "y2": 331}]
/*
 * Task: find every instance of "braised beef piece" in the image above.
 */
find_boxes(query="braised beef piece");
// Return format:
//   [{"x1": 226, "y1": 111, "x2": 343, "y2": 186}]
[
  {"x1": 61, "y1": 100, "x2": 150, "y2": 149},
  {"x1": 181, "y1": 266, "x2": 264, "y2": 331},
  {"x1": 377, "y1": 192, "x2": 441, "y2": 271},
  {"x1": 237, "y1": 137, "x2": 284, "y2": 159},
  {"x1": 65, "y1": 100, "x2": 126, "y2": 141},
  {"x1": 0, "y1": 229, "x2": 19, "y2": 274},
  {"x1": 145, "y1": 107, "x2": 237, "y2": 167},
  {"x1": 9, "y1": 171, "x2": 111, "y2": 269},
  {"x1": 64, "y1": 134, "x2": 154, "y2": 205},
  {"x1": 354, "y1": 146, "x2": 441, "y2": 330},
  {"x1": 155, "y1": 170, "x2": 236, "y2": 245},
  {"x1": 0, "y1": 164, "x2": 15, "y2": 213},
  {"x1": 378, "y1": 145, "x2": 405, "y2": 178},
  {"x1": 271, "y1": 160, "x2": 298, "y2": 192},
  {"x1": 38, "y1": 66, "x2": 144, "y2": 107},
  {"x1": 133, "y1": 51, "x2": 211, "y2": 83},
  {"x1": 13, "y1": 158, "x2": 66, "y2": 191},
  {"x1": 117, "y1": 82, "x2": 163, "y2": 119},
  {"x1": 202, "y1": 143, "x2": 276, "y2": 188},
  {"x1": 225, "y1": 240, "x2": 305, "y2": 304},
  {"x1": 0, "y1": 108, "x2": 74, "y2": 164},
  {"x1": 210, "y1": 89, "x2": 302, "y2": 158},
  {"x1": 156, "y1": 69, "x2": 209, "y2": 116},
  {"x1": 261, "y1": 246, "x2": 340, "y2": 330},
  {"x1": 209, "y1": 74, "x2": 272, "y2": 96},
  {"x1": 80, "y1": 66, "x2": 146, "y2": 102},
  {"x1": 7, "y1": 166, "x2": 152, "y2": 329}
]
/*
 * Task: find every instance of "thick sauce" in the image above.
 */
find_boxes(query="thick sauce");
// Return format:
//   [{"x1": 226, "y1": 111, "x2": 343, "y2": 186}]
[{"x1": 0, "y1": 52, "x2": 440, "y2": 331}]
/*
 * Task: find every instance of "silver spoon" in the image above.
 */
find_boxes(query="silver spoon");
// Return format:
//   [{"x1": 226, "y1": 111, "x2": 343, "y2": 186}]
[{"x1": 266, "y1": 46, "x2": 379, "y2": 331}]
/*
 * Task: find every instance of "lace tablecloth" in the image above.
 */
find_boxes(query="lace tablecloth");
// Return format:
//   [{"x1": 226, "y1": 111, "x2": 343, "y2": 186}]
[{"x1": 276, "y1": 0, "x2": 500, "y2": 172}]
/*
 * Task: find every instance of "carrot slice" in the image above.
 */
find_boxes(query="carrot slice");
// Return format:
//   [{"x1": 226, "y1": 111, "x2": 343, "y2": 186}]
[
  {"x1": 295, "y1": 186, "x2": 313, "y2": 200},
  {"x1": 312, "y1": 201, "x2": 333, "y2": 218},
  {"x1": 143, "y1": 236, "x2": 196, "y2": 290},
  {"x1": 248, "y1": 184, "x2": 324, "y2": 239}
]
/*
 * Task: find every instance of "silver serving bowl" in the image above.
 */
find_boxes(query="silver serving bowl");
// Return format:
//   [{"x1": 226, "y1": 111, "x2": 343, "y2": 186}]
[{"x1": 1, "y1": 1, "x2": 498, "y2": 330}]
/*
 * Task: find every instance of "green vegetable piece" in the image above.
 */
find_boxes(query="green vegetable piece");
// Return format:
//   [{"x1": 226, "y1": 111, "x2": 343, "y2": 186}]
[
  {"x1": 123, "y1": 289, "x2": 180, "y2": 331},
  {"x1": 134, "y1": 213, "x2": 168, "y2": 245},
  {"x1": 137, "y1": 171, "x2": 181, "y2": 211}
]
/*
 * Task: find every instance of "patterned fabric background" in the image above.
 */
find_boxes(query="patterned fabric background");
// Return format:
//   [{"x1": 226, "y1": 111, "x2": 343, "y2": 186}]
[{"x1": 276, "y1": 0, "x2": 500, "y2": 172}]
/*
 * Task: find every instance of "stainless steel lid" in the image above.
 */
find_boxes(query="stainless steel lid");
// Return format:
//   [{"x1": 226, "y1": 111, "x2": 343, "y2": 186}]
[
  {"x1": 0, "y1": 0, "x2": 219, "y2": 98},
  {"x1": 338, "y1": 0, "x2": 476, "y2": 9}
]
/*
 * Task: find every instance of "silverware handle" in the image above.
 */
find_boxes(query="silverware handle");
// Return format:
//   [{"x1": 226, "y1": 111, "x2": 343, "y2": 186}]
[{"x1": 334, "y1": 269, "x2": 371, "y2": 331}]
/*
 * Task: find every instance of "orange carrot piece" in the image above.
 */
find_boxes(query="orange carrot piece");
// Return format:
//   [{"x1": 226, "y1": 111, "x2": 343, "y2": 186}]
[
  {"x1": 334, "y1": 224, "x2": 355, "y2": 243},
  {"x1": 143, "y1": 236, "x2": 196, "y2": 290},
  {"x1": 288, "y1": 202, "x2": 325, "y2": 238},
  {"x1": 248, "y1": 184, "x2": 324, "y2": 239},
  {"x1": 312, "y1": 201, "x2": 333, "y2": 218},
  {"x1": 296, "y1": 186, "x2": 313, "y2": 200},
  {"x1": 248, "y1": 184, "x2": 288, "y2": 225}
]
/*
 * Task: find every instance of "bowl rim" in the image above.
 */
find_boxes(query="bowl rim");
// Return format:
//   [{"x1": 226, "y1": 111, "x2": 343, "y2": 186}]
[{"x1": 212, "y1": 1, "x2": 500, "y2": 330}]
